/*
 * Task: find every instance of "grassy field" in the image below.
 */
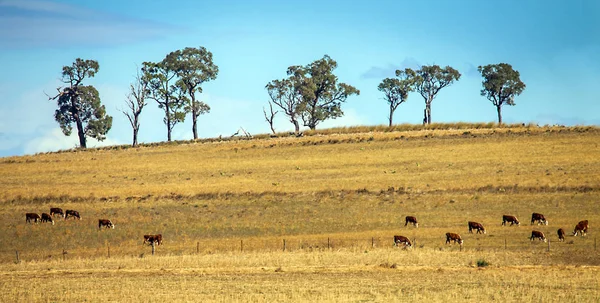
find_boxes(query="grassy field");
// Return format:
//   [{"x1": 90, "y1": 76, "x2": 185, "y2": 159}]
[{"x1": 1, "y1": 124, "x2": 599, "y2": 301}]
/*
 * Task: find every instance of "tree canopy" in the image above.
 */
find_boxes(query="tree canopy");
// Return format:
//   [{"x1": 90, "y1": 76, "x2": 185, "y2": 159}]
[
  {"x1": 478, "y1": 63, "x2": 526, "y2": 124},
  {"x1": 50, "y1": 58, "x2": 112, "y2": 148},
  {"x1": 378, "y1": 74, "x2": 414, "y2": 127}
]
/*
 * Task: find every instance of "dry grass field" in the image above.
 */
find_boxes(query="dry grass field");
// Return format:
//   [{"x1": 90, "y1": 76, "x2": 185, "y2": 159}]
[{"x1": 1, "y1": 124, "x2": 599, "y2": 302}]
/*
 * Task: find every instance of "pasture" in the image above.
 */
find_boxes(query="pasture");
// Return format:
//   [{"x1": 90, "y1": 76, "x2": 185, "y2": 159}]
[{"x1": 1, "y1": 125, "x2": 599, "y2": 301}]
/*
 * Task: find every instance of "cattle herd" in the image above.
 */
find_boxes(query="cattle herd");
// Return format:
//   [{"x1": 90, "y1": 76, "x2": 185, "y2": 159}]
[
  {"x1": 394, "y1": 213, "x2": 589, "y2": 249},
  {"x1": 25, "y1": 207, "x2": 162, "y2": 246}
]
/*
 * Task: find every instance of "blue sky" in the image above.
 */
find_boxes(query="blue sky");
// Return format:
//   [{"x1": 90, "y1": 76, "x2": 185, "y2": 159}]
[{"x1": 1, "y1": 0, "x2": 599, "y2": 157}]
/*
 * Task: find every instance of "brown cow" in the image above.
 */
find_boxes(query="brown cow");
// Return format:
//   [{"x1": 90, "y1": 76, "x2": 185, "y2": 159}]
[
  {"x1": 573, "y1": 220, "x2": 589, "y2": 236},
  {"x1": 502, "y1": 215, "x2": 520, "y2": 226},
  {"x1": 557, "y1": 228, "x2": 565, "y2": 242},
  {"x1": 531, "y1": 213, "x2": 548, "y2": 225},
  {"x1": 65, "y1": 210, "x2": 81, "y2": 220},
  {"x1": 468, "y1": 221, "x2": 486, "y2": 234},
  {"x1": 98, "y1": 219, "x2": 115, "y2": 229},
  {"x1": 393, "y1": 235, "x2": 412, "y2": 248},
  {"x1": 530, "y1": 230, "x2": 547, "y2": 242},
  {"x1": 445, "y1": 232, "x2": 463, "y2": 245},
  {"x1": 41, "y1": 213, "x2": 54, "y2": 225},
  {"x1": 50, "y1": 208, "x2": 65, "y2": 218},
  {"x1": 143, "y1": 234, "x2": 163, "y2": 246},
  {"x1": 405, "y1": 216, "x2": 418, "y2": 228},
  {"x1": 25, "y1": 213, "x2": 40, "y2": 224}
]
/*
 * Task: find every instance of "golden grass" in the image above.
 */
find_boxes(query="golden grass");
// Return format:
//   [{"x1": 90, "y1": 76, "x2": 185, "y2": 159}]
[{"x1": 1, "y1": 125, "x2": 600, "y2": 301}]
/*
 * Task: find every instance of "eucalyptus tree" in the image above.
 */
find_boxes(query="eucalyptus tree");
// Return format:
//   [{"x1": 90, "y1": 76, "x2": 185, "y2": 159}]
[
  {"x1": 265, "y1": 78, "x2": 302, "y2": 134},
  {"x1": 478, "y1": 63, "x2": 525, "y2": 124},
  {"x1": 49, "y1": 58, "x2": 112, "y2": 148},
  {"x1": 378, "y1": 73, "x2": 414, "y2": 127}
]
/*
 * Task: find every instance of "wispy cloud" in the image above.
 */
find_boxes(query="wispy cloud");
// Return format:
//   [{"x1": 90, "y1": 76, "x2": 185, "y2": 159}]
[
  {"x1": 361, "y1": 57, "x2": 421, "y2": 79},
  {"x1": 0, "y1": 0, "x2": 181, "y2": 49}
]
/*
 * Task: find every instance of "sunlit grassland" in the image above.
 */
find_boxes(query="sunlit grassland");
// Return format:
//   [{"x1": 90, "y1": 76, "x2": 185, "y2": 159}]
[{"x1": 1, "y1": 125, "x2": 599, "y2": 301}]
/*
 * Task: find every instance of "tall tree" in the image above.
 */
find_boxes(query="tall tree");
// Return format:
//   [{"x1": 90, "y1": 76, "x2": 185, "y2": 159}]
[
  {"x1": 121, "y1": 68, "x2": 148, "y2": 147},
  {"x1": 172, "y1": 47, "x2": 218, "y2": 140},
  {"x1": 378, "y1": 75, "x2": 414, "y2": 127},
  {"x1": 49, "y1": 58, "x2": 112, "y2": 148},
  {"x1": 143, "y1": 54, "x2": 186, "y2": 142},
  {"x1": 397, "y1": 65, "x2": 460, "y2": 125},
  {"x1": 265, "y1": 78, "x2": 302, "y2": 134},
  {"x1": 289, "y1": 55, "x2": 360, "y2": 130},
  {"x1": 478, "y1": 63, "x2": 526, "y2": 124}
]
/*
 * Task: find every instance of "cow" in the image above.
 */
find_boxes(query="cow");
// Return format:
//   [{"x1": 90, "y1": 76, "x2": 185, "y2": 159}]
[
  {"x1": 98, "y1": 219, "x2": 115, "y2": 229},
  {"x1": 143, "y1": 234, "x2": 163, "y2": 246},
  {"x1": 25, "y1": 213, "x2": 40, "y2": 224},
  {"x1": 530, "y1": 230, "x2": 547, "y2": 242},
  {"x1": 502, "y1": 215, "x2": 520, "y2": 226},
  {"x1": 50, "y1": 207, "x2": 65, "y2": 219},
  {"x1": 41, "y1": 213, "x2": 54, "y2": 225},
  {"x1": 468, "y1": 221, "x2": 486, "y2": 234},
  {"x1": 65, "y1": 210, "x2": 81, "y2": 220},
  {"x1": 557, "y1": 228, "x2": 565, "y2": 242},
  {"x1": 573, "y1": 220, "x2": 589, "y2": 237},
  {"x1": 445, "y1": 232, "x2": 463, "y2": 245},
  {"x1": 393, "y1": 235, "x2": 412, "y2": 248},
  {"x1": 531, "y1": 213, "x2": 548, "y2": 225},
  {"x1": 405, "y1": 216, "x2": 418, "y2": 228}
]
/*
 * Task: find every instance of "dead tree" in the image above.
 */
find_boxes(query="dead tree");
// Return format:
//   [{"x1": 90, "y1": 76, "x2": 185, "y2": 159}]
[
  {"x1": 263, "y1": 101, "x2": 278, "y2": 135},
  {"x1": 121, "y1": 68, "x2": 148, "y2": 147}
]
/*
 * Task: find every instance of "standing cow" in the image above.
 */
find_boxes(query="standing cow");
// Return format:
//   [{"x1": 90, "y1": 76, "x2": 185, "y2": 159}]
[
  {"x1": 50, "y1": 208, "x2": 65, "y2": 219},
  {"x1": 531, "y1": 213, "x2": 548, "y2": 225},
  {"x1": 445, "y1": 232, "x2": 463, "y2": 245},
  {"x1": 468, "y1": 221, "x2": 486, "y2": 234},
  {"x1": 405, "y1": 216, "x2": 418, "y2": 228},
  {"x1": 573, "y1": 220, "x2": 589, "y2": 236},
  {"x1": 98, "y1": 219, "x2": 115, "y2": 229},
  {"x1": 530, "y1": 230, "x2": 547, "y2": 242},
  {"x1": 502, "y1": 215, "x2": 520, "y2": 226},
  {"x1": 41, "y1": 213, "x2": 55, "y2": 225},
  {"x1": 557, "y1": 228, "x2": 565, "y2": 242},
  {"x1": 65, "y1": 210, "x2": 81, "y2": 220},
  {"x1": 393, "y1": 235, "x2": 412, "y2": 248},
  {"x1": 25, "y1": 213, "x2": 40, "y2": 224},
  {"x1": 143, "y1": 234, "x2": 163, "y2": 246}
]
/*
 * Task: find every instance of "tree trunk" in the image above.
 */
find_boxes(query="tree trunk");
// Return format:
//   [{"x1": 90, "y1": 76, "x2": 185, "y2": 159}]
[
  {"x1": 132, "y1": 127, "x2": 138, "y2": 147},
  {"x1": 424, "y1": 102, "x2": 432, "y2": 125},
  {"x1": 192, "y1": 112, "x2": 198, "y2": 140},
  {"x1": 292, "y1": 118, "x2": 300, "y2": 134},
  {"x1": 165, "y1": 102, "x2": 172, "y2": 142},
  {"x1": 497, "y1": 105, "x2": 503, "y2": 124},
  {"x1": 389, "y1": 105, "x2": 394, "y2": 127},
  {"x1": 75, "y1": 117, "x2": 87, "y2": 148}
]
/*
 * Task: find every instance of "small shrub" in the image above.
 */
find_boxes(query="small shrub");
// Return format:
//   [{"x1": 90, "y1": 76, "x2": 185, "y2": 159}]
[{"x1": 476, "y1": 259, "x2": 490, "y2": 267}]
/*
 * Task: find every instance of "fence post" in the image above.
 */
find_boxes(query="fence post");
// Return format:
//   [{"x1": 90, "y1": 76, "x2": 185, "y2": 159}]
[
  {"x1": 547, "y1": 239, "x2": 551, "y2": 252},
  {"x1": 197, "y1": 242, "x2": 200, "y2": 254},
  {"x1": 505, "y1": 238, "x2": 507, "y2": 250},
  {"x1": 595, "y1": 237, "x2": 597, "y2": 251},
  {"x1": 283, "y1": 239, "x2": 286, "y2": 252},
  {"x1": 151, "y1": 242, "x2": 155, "y2": 255},
  {"x1": 372, "y1": 237, "x2": 374, "y2": 248},
  {"x1": 62, "y1": 249, "x2": 66, "y2": 261},
  {"x1": 328, "y1": 237, "x2": 330, "y2": 250},
  {"x1": 15, "y1": 250, "x2": 20, "y2": 264},
  {"x1": 107, "y1": 243, "x2": 110, "y2": 258},
  {"x1": 240, "y1": 240, "x2": 243, "y2": 252}
]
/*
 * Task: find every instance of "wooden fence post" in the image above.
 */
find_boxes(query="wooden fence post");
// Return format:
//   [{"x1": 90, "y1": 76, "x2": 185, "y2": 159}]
[
  {"x1": 547, "y1": 239, "x2": 550, "y2": 252},
  {"x1": 240, "y1": 240, "x2": 243, "y2": 252},
  {"x1": 62, "y1": 249, "x2": 66, "y2": 261},
  {"x1": 283, "y1": 239, "x2": 286, "y2": 252},
  {"x1": 595, "y1": 237, "x2": 597, "y2": 251},
  {"x1": 15, "y1": 250, "x2": 20, "y2": 264},
  {"x1": 197, "y1": 242, "x2": 200, "y2": 254},
  {"x1": 327, "y1": 237, "x2": 330, "y2": 250},
  {"x1": 372, "y1": 237, "x2": 375, "y2": 248},
  {"x1": 505, "y1": 238, "x2": 507, "y2": 250},
  {"x1": 151, "y1": 242, "x2": 155, "y2": 255},
  {"x1": 107, "y1": 243, "x2": 110, "y2": 258}
]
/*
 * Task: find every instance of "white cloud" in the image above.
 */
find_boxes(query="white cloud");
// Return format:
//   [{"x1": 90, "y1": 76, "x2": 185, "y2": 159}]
[{"x1": 24, "y1": 128, "x2": 122, "y2": 155}]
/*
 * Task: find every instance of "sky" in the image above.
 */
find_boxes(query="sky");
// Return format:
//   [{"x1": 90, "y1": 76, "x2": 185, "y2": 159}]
[{"x1": 1, "y1": 0, "x2": 599, "y2": 157}]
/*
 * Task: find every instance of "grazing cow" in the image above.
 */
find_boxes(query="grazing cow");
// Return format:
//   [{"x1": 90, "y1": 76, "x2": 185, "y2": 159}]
[
  {"x1": 573, "y1": 220, "x2": 589, "y2": 236},
  {"x1": 531, "y1": 213, "x2": 548, "y2": 225},
  {"x1": 502, "y1": 215, "x2": 520, "y2": 226},
  {"x1": 445, "y1": 232, "x2": 463, "y2": 245},
  {"x1": 468, "y1": 221, "x2": 486, "y2": 234},
  {"x1": 143, "y1": 234, "x2": 163, "y2": 246},
  {"x1": 98, "y1": 219, "x2": 115, "y2": 229},
  {"x1": 557, "y1": 228, "x2": 565, "y2": 242},
  {"x1": 65, "y1": 210, "x2": 81, "y2": 220},
  {"x1": 530, "y1": 230, "x2": 547, "y2": 242},
  {"x1": 405, "y1": 216, "x2": 418, "y2": 228},
  {"x1": 50, "y1": 208, "x2": 65, "y2": 218},
  {"x1": 393, "y1": 235, "x2": 412, "y2": 248},
  {"x1": 25, "y1": 213, "x2": 40, "y2": 224},
  {"x1": 41, "y1": 213, "x2": 54, "y2": 225}
]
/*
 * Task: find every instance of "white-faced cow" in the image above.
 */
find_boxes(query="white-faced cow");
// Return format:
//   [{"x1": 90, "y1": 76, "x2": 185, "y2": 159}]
[
  {"x1": 405, "y1": 216, "x2": 418, "y2": 228},
  {"x1": 502, "y1": 215, "x2": 520, "y2": 226},
  {"x1": 25, "y1": 213, "x2": 40, "y2": 224},
  {"x1": 65, "y1": 210, "x2": 81, "y2": 220},
  {"x1": 573, "y1": 220, "x2": 589, "y2": 237},
  {"x1": 557, "y1": 228, "x2": 565, "y2": 242},
  {"x1": 468, "y1": 221, "x2": 486, "y2": 234},
  {"x1": 530, "y1": 230, "x2": 547, "y2": 242},
  {"x1": 98, "y1": 219, "x2": 115, "y2": 229},
  {"x1": 143, "y1": 234, "x2": 163, "y2": 246},
  {"x1": 393, "y1": 235, "x2": 412, "y2": 248},
  {"x1": 50, "y1": 207, "x2": 65, "y2": 219},
  {"x1": 445, "y1": 232, "x2": 463, "y2": 245},
  {"x1": 41, "y1": 213, "x2": 54, "y2": 225},
  {"x1": 531, "y1": 213, "x2": 548, "y2": 225}
]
